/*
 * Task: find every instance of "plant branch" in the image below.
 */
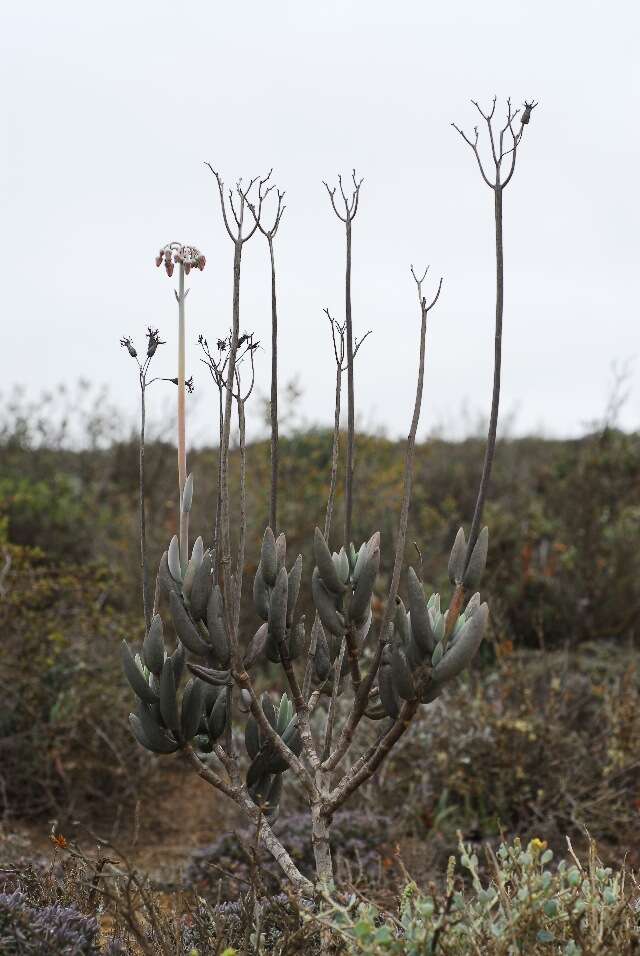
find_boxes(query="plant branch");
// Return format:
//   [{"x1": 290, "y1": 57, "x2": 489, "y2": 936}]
[
  {"x1": 452, "y1": 98, "x2": 535, "y2": 562},
  {"x1": 323, "y1": 271, "x2": 442, "y2": 772},
  {"x1": 324, "y1": 171, "x2": 364, "y2": 549},
  {"x1": 183, "y1": 745, "x2": 313, "y2": 896}
]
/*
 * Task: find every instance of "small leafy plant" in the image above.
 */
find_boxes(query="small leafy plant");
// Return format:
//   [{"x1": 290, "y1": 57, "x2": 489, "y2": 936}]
[
  {"x1": 118, "y1": 99, "x2": 537, "y2": 897},
  {"x1": 313, "y1": 836, "x2": 640, "y2": 955}
]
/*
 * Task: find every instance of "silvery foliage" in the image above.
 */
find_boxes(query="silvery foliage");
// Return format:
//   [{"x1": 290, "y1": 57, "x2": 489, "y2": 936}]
[{"x1": 122, "y1": 482, "x2": 490, "y2": 820}]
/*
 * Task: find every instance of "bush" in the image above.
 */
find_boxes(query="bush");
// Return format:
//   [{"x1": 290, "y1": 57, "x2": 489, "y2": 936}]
[
  {"x1": 319, "y1": 836, "x2": 640, "y2": 955},
  {"x1": 0, "y1": 545, "x2": 153, "y2": 824},
  {"x1": 0, "y1": 890, "x2": 107, "y2": 955},
  {"x1": 375, "y1": 643, "x2": 640, "y2": 862}
]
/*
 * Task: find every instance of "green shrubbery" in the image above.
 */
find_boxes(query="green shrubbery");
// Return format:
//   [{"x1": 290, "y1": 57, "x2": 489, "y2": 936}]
[
  {"x1": 317, "y1": 836, "x2": 640, "y2": 955},
  {"x1": 0, "y1": 545, "x2": 151, "y2": 821},
  {"x1": 376, "y1": 641, "x2": 640, "y2": 857}
]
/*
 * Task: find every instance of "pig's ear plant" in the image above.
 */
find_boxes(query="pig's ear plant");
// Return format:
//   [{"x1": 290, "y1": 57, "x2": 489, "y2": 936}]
[{"x1": 119, "y1": 99, "x2": 536, "y2": 899}]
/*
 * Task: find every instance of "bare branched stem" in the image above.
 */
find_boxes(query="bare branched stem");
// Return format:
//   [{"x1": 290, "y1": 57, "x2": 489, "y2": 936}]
[
  {"x1": 207, "y1": 166, "x2": 270, "y2": 633},
  {"x1": 344, "y1": 218, "x2": 355, "y2": 548},
  {"x1": 325, "y1": 700, "x2": 418, "y2": 814},
  {"x1": 465, "y1": 186, "x2": 503, "y2": 562},
  {"x1": 122, "y1": 329, "x2": 167, "y2": 630},
  {"x1": 183, "y1": 745, "x2": 313, "y2": 896},
  {"x1": 268, "y1": 238, "x2": 279, "y2": 532},
  {"x1": 139, "y1": 379, "x2": 150, "y2": 631},
  {"x1": 303, "y1": 616, "x2": 323, "y2": 702},
  {"x1": 322, "y1": 639, "x2": 345, "y2": 760},
  {"x1": 214, "y1": 385, "x2": 223, "y2": 577},
  {"x1": 204, "y1": 166, "x2": 322, "y2": 823},
  {"x1": 247, "y1": 185, "x2": 285, "y2": 532},
  {"x1": 324, "y1": 309, "x2": 345, "y2": 539},
  {"x1": 220, "y1": 240, "x2": 243, "y2": 634},
  {"x1": 235, "y1": 395, "x2": 247, "y2": 633},
  {"x1": 277, "y1": 628, "x2": 321, "y2": 770},
  {"x1": 452, "y1": 97, "x2": 535, "y2": 562},
  {"x1": 323, "y1": 272, "x2": 442, "y2": 773},
  {"x1": 324, "y1": 171, "x2": 363, "y2": 548}
]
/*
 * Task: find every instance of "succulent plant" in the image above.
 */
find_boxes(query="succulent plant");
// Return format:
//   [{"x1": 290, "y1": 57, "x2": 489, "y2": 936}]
[{"x1": 118, "y1": 102, "x2": 536, "y2": 896}]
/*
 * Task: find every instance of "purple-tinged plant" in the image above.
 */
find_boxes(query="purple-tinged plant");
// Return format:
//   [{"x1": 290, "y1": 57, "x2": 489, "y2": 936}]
[{"x1": 0, "y1": 890, "x2": 104, "y2": 955}]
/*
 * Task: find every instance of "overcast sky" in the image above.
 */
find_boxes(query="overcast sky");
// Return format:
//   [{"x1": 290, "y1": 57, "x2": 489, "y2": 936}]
[{"x1": 1, "y1": 0, "x2": 638, "y2": 446}]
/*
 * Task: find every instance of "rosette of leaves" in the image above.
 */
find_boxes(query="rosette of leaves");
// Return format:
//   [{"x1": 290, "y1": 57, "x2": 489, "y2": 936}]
[
  {"x1": 310, "y1": 527, "x2": 381, "y2": 685},
  {"x1": 121, "y1": 613, "x2": 209, "y2": 753},
  {"x1": 122, "y1": 474, "x2": 238, "y2": 756},
  {"x1": 251, "y1": 528, "x2": 304, "y2": 666},
  {"x1": 244, "y1": 692, "x2": 302, "y2": 819},
  {"x1": 378, "y1": 527, "x2": 491, "y2": 718}
]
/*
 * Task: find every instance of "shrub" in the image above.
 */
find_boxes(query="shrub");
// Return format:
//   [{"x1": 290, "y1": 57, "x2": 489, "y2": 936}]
[
  {"x1": 318, "y1": 836, "x2": 640, "y2": 955},
  {"x1": 0, "y1": 890, "x2": 106, "y2": 955},
  {"x1": 0, "y1": 545, "x2": 152, "y2": 823},
  {"x1": 376, "y1": 643, "x2": 640, "y2": 861}
]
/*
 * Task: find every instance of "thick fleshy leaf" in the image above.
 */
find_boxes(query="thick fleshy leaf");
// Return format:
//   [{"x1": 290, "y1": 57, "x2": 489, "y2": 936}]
[
  {"x1": 269, "y1": 567, "x2": 289, "y2": 641},
  {"x1": 314, "y1": 527, "x2": 347, "y2": 595},
  {"x1": 448, "y1": 527, "x2": 466, "y2": 585},
  {"x1": 350, "y1": 537, "x2": 380, "y2": 624},
  {"x1": 463, "y1": 527, "x2": 489, "y2": 590},
  {"x1": 143, "y1": 615, "x2": 165, "y2": 676},
  {"x1": 253, "y1": 564, "x2": 270, "y2": 621},
  {"x1": 189, "y1": 548, "x2": 214, "y2": 621},
  {"x1": 207, "y1": 687, "x2": 228, "y2": 740},
  {"x1": 159, "y1": 658, "x2": 180, "y2": 734},
  {"x1": 311, "y1": 568, "x2": 346, "y2": 637},
  {"x1": 391, "y1": 644, "x2": 417, "y2": 701},
  {"x1": 286, "y1": 554, "x2": 303, "y2": 627},
  {"x1": 168, "y1": 535, "x2": 182, "y2": 582},
  {"x1": 275, "y1": 532, "x2": 287, "y2": 571},
  {"x1": 407, "y1": 567, "x2": 437, "y2": 655},
  {"x1": 206, "y1": 586, "x2": 230, "y2": 665},
  {"x1": 170, "y1": 591, "x2": 210, "y2": 657},
  {"x1": 244, "y1": 622, "x2": 269, "y2": 669},
  {"x1": 433, "y1": 603, "x2": 489, "y2": 684},
  {"x1": 129, "y1": 712, "x2": 178, "y2": 754},
  {"x1": 181, "y1": 678, "x2": 204, "y2": 741},
  {"x1": 121, "y1": 641, "x2": 158, "y2": 704},
  {"x1": 260, "y1": 527, "x2": 278, "y2": 587}
]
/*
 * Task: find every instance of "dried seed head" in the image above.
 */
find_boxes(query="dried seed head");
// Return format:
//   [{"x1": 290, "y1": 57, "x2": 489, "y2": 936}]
[
  {"x1": 146, "y1": 327, "x2": 166, "y2": 358},
  {"x1": 120, "y1": 336, "x2": 137, "y2": 359}
]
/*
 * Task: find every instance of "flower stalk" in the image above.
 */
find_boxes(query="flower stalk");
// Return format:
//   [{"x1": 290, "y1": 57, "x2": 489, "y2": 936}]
[{"x1": 155, "y1": 242, "x2": 206, "y2": 572}]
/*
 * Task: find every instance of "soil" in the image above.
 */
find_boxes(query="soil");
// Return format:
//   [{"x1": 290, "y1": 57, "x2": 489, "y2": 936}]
[{"x1": 0, "y1": 763, "x2": 243, "y2": 885}]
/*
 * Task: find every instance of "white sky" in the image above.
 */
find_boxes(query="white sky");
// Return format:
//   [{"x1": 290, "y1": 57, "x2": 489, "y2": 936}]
[{"x1": 1, "y1": 0, "x2": 638, "y2": 445}]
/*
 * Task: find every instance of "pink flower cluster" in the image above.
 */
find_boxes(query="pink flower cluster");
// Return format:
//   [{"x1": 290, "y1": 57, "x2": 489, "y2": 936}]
[{"x1": 155, "y1": 243, "x2": 206, "y2": 277}]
